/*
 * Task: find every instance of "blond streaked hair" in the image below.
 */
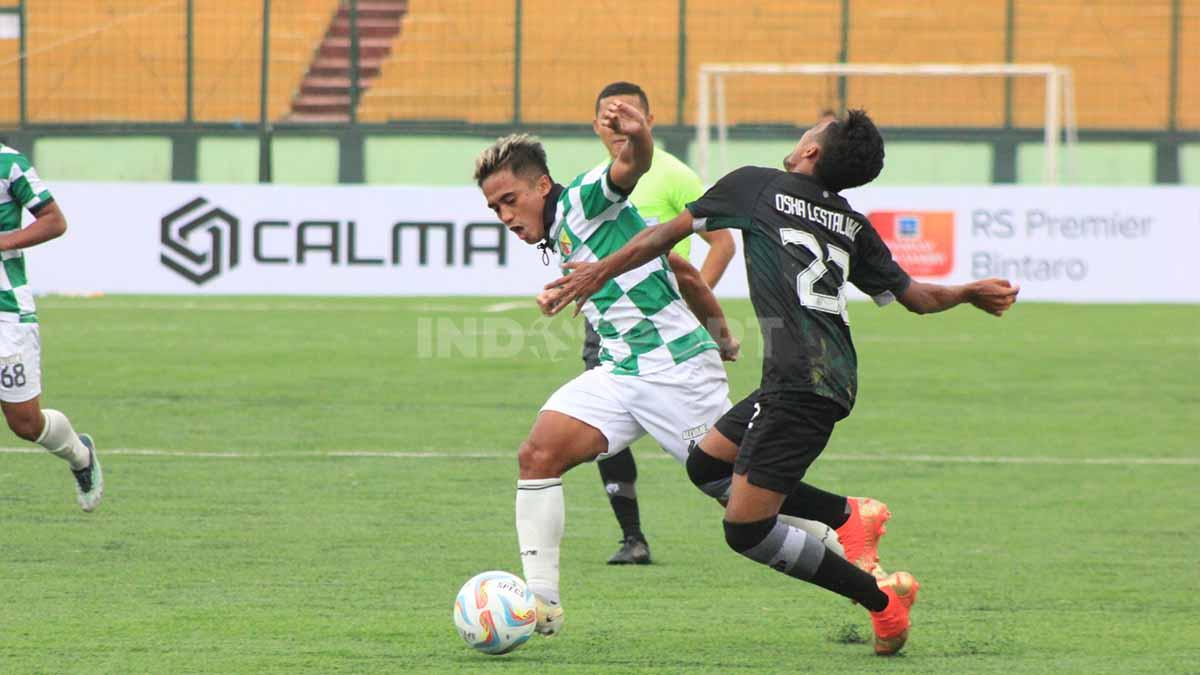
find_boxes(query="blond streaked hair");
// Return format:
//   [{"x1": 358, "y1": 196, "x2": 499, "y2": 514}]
[{"x1": 473, "y1": 133, "x2": 550, "y2": 186}]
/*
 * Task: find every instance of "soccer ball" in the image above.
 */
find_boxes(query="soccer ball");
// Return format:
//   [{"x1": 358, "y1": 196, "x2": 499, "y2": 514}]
[{"x1": 452, "y1": 571, "x2": 537, "y2": 655}]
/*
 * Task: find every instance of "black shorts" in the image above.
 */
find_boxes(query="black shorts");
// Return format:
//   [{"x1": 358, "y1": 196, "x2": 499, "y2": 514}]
[
  {"x1": 582, "y1": 321, "x2": 602, "y2": 370},
  {"x1": 715, "y1": 389, "x2": 849, "y2": 494}
]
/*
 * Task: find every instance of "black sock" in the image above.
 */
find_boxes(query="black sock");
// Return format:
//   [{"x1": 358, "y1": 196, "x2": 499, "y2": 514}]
[
  {"x1": 780, "y1": 482, "x2": 851, "y2": 529},
  {"x1": 809, "y1": 548, "x2": 889, "y2": 611},
  {"x1": 724, "y1": 516, "x2": 883, "y2": 609},
  {"x1": 598, "y1": 448, "x2": 642, "y2": 540}
]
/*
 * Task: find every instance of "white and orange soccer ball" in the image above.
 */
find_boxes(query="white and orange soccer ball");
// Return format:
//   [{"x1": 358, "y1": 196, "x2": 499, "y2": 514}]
[{"x1": 452, "y1": 571, "x2": 537, "y2": 655}]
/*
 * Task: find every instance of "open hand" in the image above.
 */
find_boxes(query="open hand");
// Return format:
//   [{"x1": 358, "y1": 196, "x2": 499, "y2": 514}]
[
  {"x1": 544, "y1": 261, "x2": 609, "y2": 316},
  {"x1": 969, "y1": 278, "x2": 1020, "y2": 316}
]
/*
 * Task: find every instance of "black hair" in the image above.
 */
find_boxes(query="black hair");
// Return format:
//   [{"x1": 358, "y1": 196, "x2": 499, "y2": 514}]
[
  {"x1": 473, "y1": 133, "x2": 550, "y2": 186},
  {"x1": 813, "y1": 109, "x2": 885, "y2": 192},
  {"x1": 595, "y1": 81, "x2": 650, "y2": 114}
]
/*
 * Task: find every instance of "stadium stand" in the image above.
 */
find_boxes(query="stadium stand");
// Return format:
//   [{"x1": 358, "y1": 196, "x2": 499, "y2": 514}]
[
  {"x1": 289, "y1": 0, "x2": 406, "y2": 122},
  {"x1": 1174, "y1": 0, "x2": 1198, "y2": 129},
  {"x1": 0, "y1": 33, "x2": 18, "y2": 125},
  {"x1": 845, "y1": 0, "x2": 1007, "y2": 128},
  {"x1": 357, "y1": 0, "x2": 514, "y2": 124},
  {"x1": 19, "y1": 0, "x2": 340, "y2": 124},
  {"x1": 193, "y1": 0, "x2": 346, "y2": 123},
  {"x1": 682, "y1": 0, "x2": 843, "y2": 127},
  {"x1": 24, "y1": 1, "x2": 187, "y2": 123},
  {"x1": 193, "y1": 1, "x2": 266, "y2": 123},
  {"x1": 1012, "y1": 0, "x2": 1171, "y2": 130},
  {"x1": 517, "y1": 0, "x2": 678, "y2": 125},
  {"x1": 3, "y1": 0, "x2": 1192, "y2": 132}
]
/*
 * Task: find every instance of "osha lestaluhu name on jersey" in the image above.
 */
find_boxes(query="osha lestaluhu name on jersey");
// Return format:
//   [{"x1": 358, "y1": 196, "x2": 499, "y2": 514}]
[{"x1": 774, "y1": 193, "x2": 862, "y2": 241}]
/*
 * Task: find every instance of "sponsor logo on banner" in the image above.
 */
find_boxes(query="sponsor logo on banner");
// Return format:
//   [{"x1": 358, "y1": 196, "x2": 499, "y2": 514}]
[
  {"x1": 869, "y1": 211, "x2": 954, "y2": 277},
  {"x1": 161, "y1": 197, "x2": 240, "y2": 285},
  {"x1": 28, "y1": 182, "x2": 1197, "y2": 301},
  {"x1": 159, "y1": 196, "x2": 510, "y2": 285}
]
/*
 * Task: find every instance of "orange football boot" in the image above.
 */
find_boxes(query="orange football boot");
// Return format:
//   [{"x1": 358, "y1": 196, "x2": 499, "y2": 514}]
[
  {"x1": 835, "y1": 497, "x2": 891, "y2": 573},
  {"x1": 870, "y1": 571, "x2": 920, "y2": 655}
]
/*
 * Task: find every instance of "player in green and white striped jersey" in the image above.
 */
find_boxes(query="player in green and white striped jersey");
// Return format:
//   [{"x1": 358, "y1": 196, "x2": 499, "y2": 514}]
[
  {"x1": 586, "y1": 81, "x2": 737, "y2": 565},
  {"x1": 474, "y1": 101, "x2": 738, "y2": 638},
  {"x1": 0, "y1": 145, "x2": 102, "y2": 512}
]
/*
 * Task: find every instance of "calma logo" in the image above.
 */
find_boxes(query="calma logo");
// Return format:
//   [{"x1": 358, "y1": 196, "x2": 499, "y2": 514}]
[
  {"x1": 161, "y1": 197, "x2": 240, "y2": 285},
  {"x1": 869, "y1": 211, "x2": 955, "y2": 277}
]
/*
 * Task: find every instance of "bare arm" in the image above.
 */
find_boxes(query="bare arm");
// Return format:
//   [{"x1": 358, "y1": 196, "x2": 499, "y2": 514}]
[
  {"x1": 0, "y1": 201, "x2": 67, "y2": 251},
  {"x1": 898, "y1": 278, "x2": 1019, "y2": 317},
  {"x1": 667, "y1": 252, "x2": 739, "y2": 361},
  {"x1": 695, "y1": 228, "x2": 735, "y2": 289},
  {"x1": 545, "y1": 211, "x2": 696, "y2": 315},
  {"x1": 601, "y1": 100, "x2": 653, "y2": 193}
]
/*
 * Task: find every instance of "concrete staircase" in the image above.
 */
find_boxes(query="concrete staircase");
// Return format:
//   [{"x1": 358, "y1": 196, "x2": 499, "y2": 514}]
[{"x1": 288, "y1": 1, "x2": 407, "y2": 123}]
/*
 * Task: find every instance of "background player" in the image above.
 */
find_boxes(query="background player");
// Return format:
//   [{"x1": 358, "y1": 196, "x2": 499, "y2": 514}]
[
  {"x1": 586, "y1": 81, "x2": 736, "y2": 565},
  {"x1": 544, "y1": 109, "x2": 1019, "y2": 654},
  {"x1": 0, "y1": 144, "x2": 101, "y2": 512},
  {"x1": 474, "y1": 103, "x2": 738, "y2": 637}
]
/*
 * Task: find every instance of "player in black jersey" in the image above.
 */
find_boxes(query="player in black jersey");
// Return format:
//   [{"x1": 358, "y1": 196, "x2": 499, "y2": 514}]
[{"x1": 544, "y1": 110, "x2": 1018, "y2": 655}]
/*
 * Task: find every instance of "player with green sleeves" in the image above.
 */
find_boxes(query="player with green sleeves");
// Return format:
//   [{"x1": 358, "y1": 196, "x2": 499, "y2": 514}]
[
  {"x1": 586, "y1": 82, "x2": 736, "y2": 565},
  {"x1": 0, "y1": 144, "x2": 102, "y2": 512}
]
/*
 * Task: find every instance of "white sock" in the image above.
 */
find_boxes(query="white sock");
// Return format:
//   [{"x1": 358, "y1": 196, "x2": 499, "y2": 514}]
[
  {"x1": 780, "y1": 515, "x2": 845, "y2": 557},
  {"x1": 36, "y1": 409, "x2": 89, "y2": 470},
  {"x1": 516, "y1": 478, "x2": 564, "y2": 605}
]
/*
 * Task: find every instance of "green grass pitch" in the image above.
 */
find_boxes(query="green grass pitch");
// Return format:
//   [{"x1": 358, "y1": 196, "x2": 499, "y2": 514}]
[{"x1": 1, "y1": 295, "x2": 1197, "y2": 673}]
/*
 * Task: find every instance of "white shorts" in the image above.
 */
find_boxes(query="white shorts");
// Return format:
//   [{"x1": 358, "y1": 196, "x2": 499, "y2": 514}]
[
  {"x1": 0, "y1": 323, "x2": 41, "y2": 404},
  {"x1": 541, "y1": 350, "x2": 730, "y2": 464}
]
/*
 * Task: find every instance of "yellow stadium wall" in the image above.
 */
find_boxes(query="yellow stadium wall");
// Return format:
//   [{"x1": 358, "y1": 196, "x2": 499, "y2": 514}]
[
  {"x1": 18, "y1": 0, "x2": 336, "y2": 125},
  {"x1": 6, "y1": 0, "x2": 1193, "y2": 131},
  {"x1": 361, "y1": 0, "x2": 1191, "y2": 132}
]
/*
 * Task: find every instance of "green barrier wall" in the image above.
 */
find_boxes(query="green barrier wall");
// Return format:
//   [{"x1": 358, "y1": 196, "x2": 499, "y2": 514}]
[
  {"x1": 1018, "y1": 142, "x2": 1155, "y2": 185},
  {"x1": 23, "y1": 136, "x2": 1171, "y2": 188},
  {"x1": 198, "y1": 137, "x2": 259, "y2": 184},
  {"x1": 1179, "y1": 145, "x2": 1200, "y2": 186},
  {"x1": 271, "y1": 137, "x2": 340, "y2": 185},
  {"x1": 34, "y1": 137, "x2": 173, "y2": 182}
]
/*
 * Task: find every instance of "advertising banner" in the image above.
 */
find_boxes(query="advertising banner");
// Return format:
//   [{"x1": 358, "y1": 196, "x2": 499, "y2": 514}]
[{"x1": 26, "y1": 182, "x2": 1200, "y2": 303}]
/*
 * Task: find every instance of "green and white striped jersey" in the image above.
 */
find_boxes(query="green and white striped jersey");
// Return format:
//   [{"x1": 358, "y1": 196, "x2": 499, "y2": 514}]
[
  {"x1": 0, "y1": 146, "x2": 51, "y2": 324},
  {"x1": 550, "y1": 163, "x2": 716, "y2": 376}
]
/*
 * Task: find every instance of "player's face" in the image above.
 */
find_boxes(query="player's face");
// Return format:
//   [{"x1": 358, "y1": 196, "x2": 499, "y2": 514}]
[
  {"x1": 482, "y1": 169, "x2": 552, "y2": 244},
  {"x1": 783, "y1": 119, "x2": 833, "y2": 172},
  {"x1": 593, "y1": 94, "x2": 654, "y2": 158}
]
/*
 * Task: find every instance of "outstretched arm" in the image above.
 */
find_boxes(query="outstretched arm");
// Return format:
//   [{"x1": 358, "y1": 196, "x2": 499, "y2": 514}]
[
  {"x1": 668, "y1": 252, "x2": 739, "y2": 361},
  {"x1": 544, "y1": 211, "x2": 696, "y2": 315},
  {"x1": 601, "y1": 100, "x2": 654, "y2": 193},
  {"x1": 898, "y1": 278, "x2": 1019, "y2": 317},
  {"x1": 0, "y1": 201, "x2": 67, "y2": 251}
]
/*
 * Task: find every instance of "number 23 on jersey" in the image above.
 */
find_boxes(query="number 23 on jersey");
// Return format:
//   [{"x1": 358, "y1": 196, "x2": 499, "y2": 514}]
[{"x1": 780, "y1": 228, "x2": 851, "y2": 325}]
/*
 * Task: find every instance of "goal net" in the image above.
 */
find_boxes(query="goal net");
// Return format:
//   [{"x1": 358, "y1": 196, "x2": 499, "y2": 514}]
[{"x1": 695, "y1": 63, "x2": 1077, "y2": 185}]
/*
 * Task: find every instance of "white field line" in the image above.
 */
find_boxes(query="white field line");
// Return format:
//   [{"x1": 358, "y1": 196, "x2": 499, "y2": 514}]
[
  {"x1": 34, "y1": 300, "x2": 540, "y2": 315},
  {"x1": 483, "y1": 301, "x2": 534, "y2": 313},
  {"x1": 32, "y1": 301, "x2": 1200, "y2": 345},
  {"x1": 0, "y1": 447, "x2": 1195, "y2": 466}
]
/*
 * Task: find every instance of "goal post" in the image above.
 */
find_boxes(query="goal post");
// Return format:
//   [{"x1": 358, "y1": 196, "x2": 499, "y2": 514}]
[{"x1": 695, "y1": 63, "x2": 1077, "y2": 185}]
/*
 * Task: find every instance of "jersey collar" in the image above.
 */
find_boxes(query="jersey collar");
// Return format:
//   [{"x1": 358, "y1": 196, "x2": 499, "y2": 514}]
[
  {"x1": 789, "y1": 171, "x2": 846, "y2": 204},
  {"x1": 542, "y1": 182, "x2": 565, "y2": 248}
]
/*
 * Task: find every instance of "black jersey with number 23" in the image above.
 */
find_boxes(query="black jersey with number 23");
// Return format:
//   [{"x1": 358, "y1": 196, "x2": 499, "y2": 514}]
[{"x1": 687, "y1": 166, "x2": 911, "y2": 412}]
